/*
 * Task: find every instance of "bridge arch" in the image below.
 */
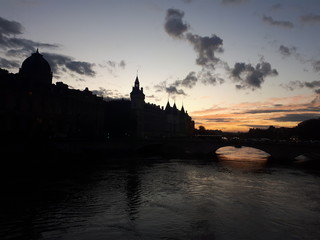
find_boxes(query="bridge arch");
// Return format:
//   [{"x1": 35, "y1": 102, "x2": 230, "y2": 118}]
[{"x1": 214, "y1": 145, "x2": 271, "y2": 159}]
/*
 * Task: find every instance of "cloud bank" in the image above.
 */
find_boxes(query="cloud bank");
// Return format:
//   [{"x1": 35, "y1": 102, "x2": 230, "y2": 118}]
[
  {"x1": 281, "y1": 80, "x2": 320, "y2": 95},
  {"x1": 162, "y1": 8, "x2": 278, "y2": 96},
  {"x1": 0, "y1": 16, "x2": 96, "y2": 79},
  {"x1": 162, "y1": 8, "x2": 227, "y2": 97}
]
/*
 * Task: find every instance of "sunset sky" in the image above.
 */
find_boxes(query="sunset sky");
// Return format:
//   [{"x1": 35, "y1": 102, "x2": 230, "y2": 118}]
[{"x1": 1, "y1": 0, "x2": 320, "y2": 132}]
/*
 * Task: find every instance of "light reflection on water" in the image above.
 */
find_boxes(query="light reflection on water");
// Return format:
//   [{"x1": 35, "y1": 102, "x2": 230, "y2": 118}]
[
  {"x1": 216, "y1": 146, "x2": 270, "y2": 170},
  {"x1": 0, "y1": 156, "x2": 319, "y2": 240}
]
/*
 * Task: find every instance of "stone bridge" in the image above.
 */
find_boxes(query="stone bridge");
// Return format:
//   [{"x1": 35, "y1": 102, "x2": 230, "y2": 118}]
[{"x1": 135, "y1": 138, "x2": 320, "y2": 162}]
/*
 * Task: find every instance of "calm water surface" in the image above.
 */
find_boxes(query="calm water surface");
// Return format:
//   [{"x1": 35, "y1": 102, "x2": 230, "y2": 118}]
[{"x1": 1, "y1": 147, "x2": 319, "y2": 240}]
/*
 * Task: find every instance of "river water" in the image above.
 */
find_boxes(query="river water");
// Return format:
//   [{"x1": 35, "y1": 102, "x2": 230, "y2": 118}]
[{"x1": 0, "y1": 147, "x2": 319, "y2": 240}]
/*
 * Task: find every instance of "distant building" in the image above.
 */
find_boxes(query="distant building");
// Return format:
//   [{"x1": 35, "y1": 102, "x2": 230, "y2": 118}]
[
  {"x1": 0, "y1": 50, "x2": 194, "y2": 141},
  {"x1": 130, "y1": 76, "x2": 194, "y2": 138},
  {"x1": 0, "y1": 50, "x2": 106, "y2": 141}
]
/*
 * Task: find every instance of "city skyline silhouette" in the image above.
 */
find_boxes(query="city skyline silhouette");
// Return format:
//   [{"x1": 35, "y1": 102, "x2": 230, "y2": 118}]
[
  {"x1": 1, "y1": 3, "x2": 320, "y2": 238},
  {"x1": 1, "y1": 0, "x2": 320, "y2": 132}
]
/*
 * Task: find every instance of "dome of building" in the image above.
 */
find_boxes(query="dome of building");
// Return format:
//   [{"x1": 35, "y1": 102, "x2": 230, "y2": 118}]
[{"x1": 19, "y1": 49, "x2": 52, "y2": 86}]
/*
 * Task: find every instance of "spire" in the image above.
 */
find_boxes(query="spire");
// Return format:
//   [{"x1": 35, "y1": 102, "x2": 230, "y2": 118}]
[
  {"x1": 165, "y1": 100, "x2": 171, "y2": 112},
  {"x1": 181, "y1": 105, "x2": 185, "y2": 113},
  {"x1": 134, "y1": 75, "x2": 139, "y2": 88},
  {"x1": 33, "y1": 48, "x2": 42, "y2": 57},
  {"x1": 173, "y1": 102, "x2": 177, "y2": 110}
]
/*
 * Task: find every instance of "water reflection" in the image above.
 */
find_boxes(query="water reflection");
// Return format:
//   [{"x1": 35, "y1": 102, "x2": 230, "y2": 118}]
[
  {"x1": 216, "y1": 146, "x2": 270, "y2": 170},
  {"x1": 125, "y1": 164, "x2": 142, "y2": 221},
  {"x1": 0, "y1": 158, "x2": 319, "y2": 240}
]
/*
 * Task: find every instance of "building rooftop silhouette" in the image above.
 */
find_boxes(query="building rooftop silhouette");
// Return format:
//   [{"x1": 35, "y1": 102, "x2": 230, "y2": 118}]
[{"x1": 0, "y1": 50, "x2": 195, "y2": 141}]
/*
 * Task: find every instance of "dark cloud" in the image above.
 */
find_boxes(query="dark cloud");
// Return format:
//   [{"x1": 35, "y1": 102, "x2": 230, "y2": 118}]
[
  {"x1": 269, "y1": 113, "x2": 320, "y2": 122},
  {"x1": 164, "y1": 9, "x2": 224, "y2": 69},
  {"x1": 0, "y1": 57, "x2": 19, "y2": 69},
  {"x1": 278, "y1": 44, "x2": 306, "y2": 63},
  {"x1": 145, "y1": 94, "x2": 162, "y2": 102},
  {"x1": 0, "y1": 16, "x2": 23, "y2": 35},
  {"x1": 279, "y1": 45, "x2": 297, "y2": 57},
  {"x1": 92, "y1": 87, "x2": 129, "y2": 100},
  {"x1": 155, "y1": 69, "x2": 226, "y2": 98},
  {"x1": 0, "y1": 35, "x2": 58, "y2": 57},
  {"x1": 106, "y1": 60, "x2": 116, "y2": 68},
  {"x1": 156, "y1": 68, "x2": 226, "y2": 99},
  {"x1": 154, "y1": 80, "x2": 186, "y2": 97},
  {"x1": 245, "y1": 109, "x2": 293, "y2": 114},
  {"x1": 0, "y1": 16, "x2": 58, "y2": 58},
  {"x1": 102, "y1": 60, "x2": 126, "y2": 77},
  {"x1": 262, "y1": 15, "x2": 294, "y2": 28},
  {"x1": 244, "y1": 107, "x2": 320, "y2": 114},
  {"x1": 105, "y1": 60, "x2": 126, "y2": 69},
  {"x1": 305, "y1": 80, "x2": 320, "y2": 89},
  {"x1": 163, "y1": 8, "x2": 226, "y2": 91},
  {"x1": 206, "y1": 118, "x2": 233, "y2": 122},
  {"x1": 174, "y1": 71, "x2": 198, "y2": 88},
  {"x1": 164, "y1": 9, "x2": 189, "y2": 38},
  {"x1": 0, "y1": 16, "x2": 95, "y2": 79},
  {"x1": 300, "y1": 14, "x2": 320, "y2": 23},
  {"x1": 312, "y1": 60, "x2": 320, "y2": 72},
  {"x1": 166, "y1": 86, "x2": 186, "y2": 96},
  {"x1": 281, "y1": 80, "x2": 320, "y2": 94},
  {"x1": 66, "y1": 61, "x2": 95, "y2": 77},
  {"x1": 198, "y1": 70, "x2": 225, "y2": 85},
  {"x1": 43, "y1": 52, "x2": 72, "y2": 74},
  {"x1": 230, "y1": 60, "x2": 278, "y2": 90},
  {"x1": 281, "y1": 80, "x2": 304, "y2": 91},
  {"x1": 44, "y1": 52, "x2": 96, "y2": 77},
  {"x1": 186, "y1": 33, "x2": 223, "y2": 68},
  {"x1": 154, "y1": 81, "x2": 166, "y2": 93}
]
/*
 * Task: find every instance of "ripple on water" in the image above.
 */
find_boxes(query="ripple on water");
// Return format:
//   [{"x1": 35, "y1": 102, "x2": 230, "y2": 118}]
[{"x1": 0, "y1": 158, "x2": 319, "y2": 240}]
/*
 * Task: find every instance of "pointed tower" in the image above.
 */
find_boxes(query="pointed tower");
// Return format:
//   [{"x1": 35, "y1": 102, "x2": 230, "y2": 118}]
[
  {"x1": 130, "y1": 75, "x2": 145, "y2": 109},
  {"x1": 181, "y1": 105, "x2": 185, "y2": 114},
  {"x1": 130, "y1": 75, "x2": 145, "y2": 138},
  {"x1": 172, "y1": 102, "x2": 178, "y2": 114},
  {"x1": 165, "y1": 100, "x2": 171, "y2": 113}
]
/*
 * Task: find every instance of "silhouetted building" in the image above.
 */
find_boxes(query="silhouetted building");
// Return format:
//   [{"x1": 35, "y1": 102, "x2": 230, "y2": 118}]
[
  {"x1": 130, "y1": 76, "x2": 194, "y2": 138},
  {"x1": 0, "y1": 50, "x2": 106, "y2": 141},
  {"x1": 0, "y1": 50, "x2": 194, "y2": 141}
]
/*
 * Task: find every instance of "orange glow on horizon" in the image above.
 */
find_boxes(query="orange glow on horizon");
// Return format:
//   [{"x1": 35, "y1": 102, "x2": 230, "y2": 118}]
[{"x1": 190, "y1": 94, "x2": 320, "y2": 132}]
